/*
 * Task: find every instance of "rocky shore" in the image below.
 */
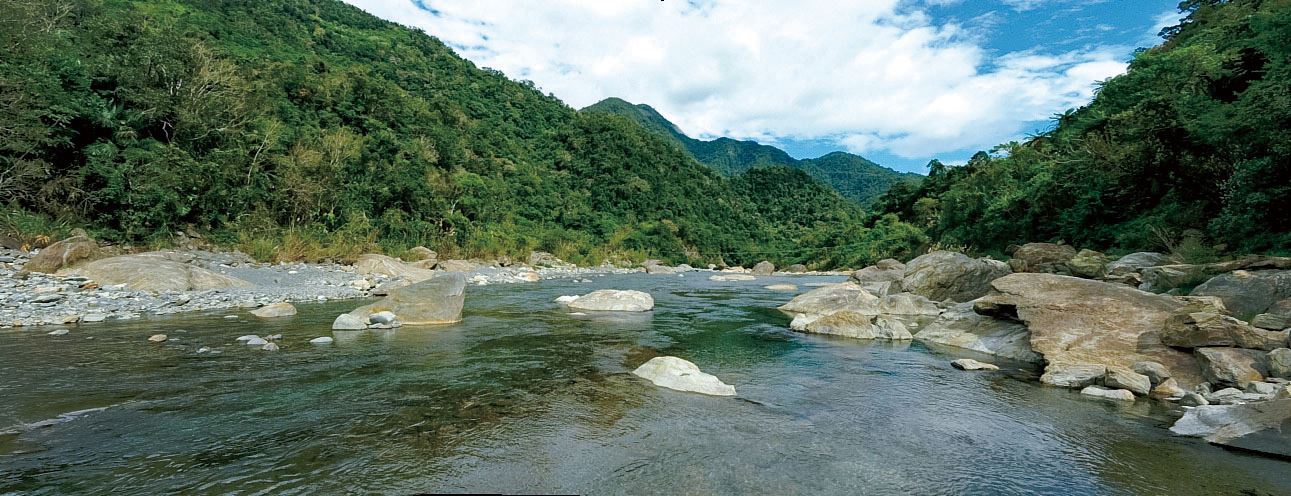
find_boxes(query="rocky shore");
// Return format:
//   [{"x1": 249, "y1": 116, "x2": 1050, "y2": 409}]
[{"x1": 773, "y1": 244, "x2": 1291, "y2": 459}]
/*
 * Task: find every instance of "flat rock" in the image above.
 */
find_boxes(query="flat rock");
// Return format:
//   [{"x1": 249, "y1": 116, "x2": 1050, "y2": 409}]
[
  {"x1": 987, "y1": 273, "x2": 1203, "y2": 388},
  {"x1": 632, "y1": 356, "x2": 736, "y2": 396},
  {"x1": 347, "y1": 272, "x2": 467, "y2": 324},
  {"x1": 1104, "y1": 366, "x2": 1152, "y2": 396},
  {"x1": 709, "y1": 274, "x2": 756, "y2": 282},
  {"x1": 47, "y1": 329, "x2": 69, "y2": 336},
  {"x1": 60, "y1": 253, "x2": 251, "y2": 292},
  {"x1": 567, "y1": 290, "x2": 654, "y2": 312},
  {"x1": 309, "y1": 336, "x2": 334, "y2": 344},
  {"x1": 1131, "y1": 361, "x2": 1171, "y2": 385},
  {"x1": 777, "y1": 282, "x2": 876, "y2": 316},
  {"x1": 764, "y1": 284, "x2": 798, "y2": 291},
  {"x1": 951, "y1": 358, "x2": 999, "y2": 371},
  {"x1": 250, "y1": 302, "x2": 296, "y2": 318},
  {"x1": 1041, "y1": 363, "x2": 1106, "y2": 388},
  {"x1": 1170, "y1": 399, "x2": 1291, "y2": 458},
  {"x1": 1161, "y1": 312, "x2": 1287, "y2": 350},
  {"x1": 1080, "y1": 385, "x2": 1135, "y2": 401},
  {"x1": 1107, "y1": 252, "x2": 1174, "y2": 275}
]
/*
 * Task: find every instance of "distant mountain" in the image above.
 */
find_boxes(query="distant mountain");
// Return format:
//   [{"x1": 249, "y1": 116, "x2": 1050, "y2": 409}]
[{"x1": 582, "y1": 98, "x2": 920, "y2": 204}]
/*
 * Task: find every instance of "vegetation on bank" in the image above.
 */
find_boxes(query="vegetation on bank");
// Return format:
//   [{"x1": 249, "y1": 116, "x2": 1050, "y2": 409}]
[
  {"x1": 0, "y1": 0, "x2": 925, "y2": 267},
  {"x1": 874, "y1": 0, "x2": 1291, "y2": 260}
]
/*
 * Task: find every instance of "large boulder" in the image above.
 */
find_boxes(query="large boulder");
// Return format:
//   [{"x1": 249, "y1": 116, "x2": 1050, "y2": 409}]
[
  {"x1": 915, "y1": 301, "x2": 1041, "y2": 364},
  {"x1": 59, "y1": 253, "x2": 251, "y2": 292},
  {"x1": 785, "y1": 264, "x2": 808, "y2": 273},
  {"x1": 347, "y1": 272, "x2": 466, "y2": 325},
  {"x1": 353, "y1": 254, "x2": 436, "y2": 282},
  {"x1": 1103, "y1": 366, "x2": 1152, "y2": 396},
  {"x1": 902, "y1": 251, "x2": 1011, "y2": 303},
  {"x1": 1161, "y1": 312, "x2": 1288, "y2": 351},
  {"x1": 1195, "y1": 347, "x2": 1268, "y2": 389},
  {"x1": 645, "y1": 264, "x2": 678, "y2": 275},
  {"x1": 1040, "y1": 363, "x2": 1106, "y2": 388},
  {"x1": 1190, "y1": 270, "x2": 1291, "y2": 319},
  {"x1": 632, "y1": 356, "x2": 735, "y2": 396},
  {"x1": 985, "y1": 273, "x2": 1203, "y2": 388},
  {"x1": 1268, "y1": 348, "x2": 1291, "y2": 379},
  {"x1": 405, "y1": 246, "x2": 437, "y2": 262},
  {"x1": 25, "y1": 235, "x2": 99, "y2": 273},
  {"x1": 777, "y1": 283, "x2": 877, "y2": 316},
  {"x1": 751, "y1": 261, "x2": 775, "y2": 275},
  {"x1": 528, "y1": 251, "x2": 571, "y2": 268},
  {"x1": 850, "y1": 261, "x2": 906, "y2": 296},
  {"x1": 567, "y1": 290, "x2": 654, "y2": 312},
  {"x1": 1008, "y1": 243, "x2": 1076, "y2": 274},
  {"x1": 1106, "y1": 252, "x2": 1174, "y2": 276},
  {"x1": 1170, "y1": 399, "x2": 1291, "y2": 459}
]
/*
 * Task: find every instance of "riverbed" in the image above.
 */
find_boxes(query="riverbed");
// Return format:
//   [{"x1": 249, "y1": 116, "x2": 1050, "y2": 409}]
[{"x1": 2, "y1": 274, "x2": 1289, "y2": 495}]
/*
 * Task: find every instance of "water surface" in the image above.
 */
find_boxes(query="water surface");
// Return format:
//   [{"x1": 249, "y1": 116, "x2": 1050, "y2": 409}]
[{"x1": 2, "y1": 274, "x2": 1289, "y2": 495}]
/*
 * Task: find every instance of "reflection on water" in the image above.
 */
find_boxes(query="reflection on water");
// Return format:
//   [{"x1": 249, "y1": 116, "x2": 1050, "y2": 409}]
[{"x1": 2, "y1": 274, "x2": 1290, "y2": 495}]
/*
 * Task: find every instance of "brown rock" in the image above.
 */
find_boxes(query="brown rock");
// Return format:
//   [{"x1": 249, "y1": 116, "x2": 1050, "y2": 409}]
[
  {"x1": 1195, "y1": 347, "x2": 1268, "y2": 389},
  {"x1": 59, "y1": 253, "x2": 251, "y2": 292},
  {"x1": 24, "y1": 235, "x2": 98, "y2": 273},
  {"x1": 1161, "y1": 312, "x2": 1288, "y2": 351},
  {"x1": 1009, "y1": 243, "x2": 1077, "y2": 274}
]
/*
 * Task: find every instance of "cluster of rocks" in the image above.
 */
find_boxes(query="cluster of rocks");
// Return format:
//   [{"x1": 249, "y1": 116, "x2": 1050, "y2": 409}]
[{"x1": 773, "y1": 244, "x2": 1291, "y2": 458}]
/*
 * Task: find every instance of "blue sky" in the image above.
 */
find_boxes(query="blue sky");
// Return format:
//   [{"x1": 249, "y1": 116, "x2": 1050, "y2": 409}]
[{"x1": 346, "y1": 0, "x2": 1182, "y2": 173}]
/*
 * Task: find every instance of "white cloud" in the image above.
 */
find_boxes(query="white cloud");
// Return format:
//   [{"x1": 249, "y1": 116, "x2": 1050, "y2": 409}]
[{"x1": 343, "y1": 0, "x2": 1130, "y2": 159}]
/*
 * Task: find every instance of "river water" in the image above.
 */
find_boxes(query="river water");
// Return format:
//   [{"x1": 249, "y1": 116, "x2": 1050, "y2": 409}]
[{"x1": 2, "y1": 274, "x2": 1289, "y2": 495}]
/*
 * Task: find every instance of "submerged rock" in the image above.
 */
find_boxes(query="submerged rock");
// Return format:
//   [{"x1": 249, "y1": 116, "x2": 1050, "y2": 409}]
[
  {"x1": 1170, "y1": 399, "x2": 1291, "y2": 458},
  {"x1": 47, "y1": 329, "x2": 69, "y2": 336},
  {"x1": 632, "y1": 356, "x2": 736, "y2": 396},
  {"x1": 567, "y1": 290, "x2": 654, "y2": 312},
  {"x1": 309, "y1": 336, "x2": 334, "y2": 345},
  {"x1": 710, "y1": 274, "x2": 756, "y2": 282},
  {"x1": 250, "y1": 302, "x2": 297, "y2": 318},
  {"x1": 951, "y1": 359, "x2": 999, "y2": 371},
  {"x1": 764, "y1": 284, "x2": 798, "y2": 291}
]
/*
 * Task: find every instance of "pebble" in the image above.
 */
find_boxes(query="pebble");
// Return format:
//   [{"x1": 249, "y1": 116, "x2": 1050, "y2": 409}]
[
  {"x1": 48, "y1": 329, "x2": 70, "y2": 336},
  {"x1": 148, "y1": 334, "x2": 168, "y2": 343},
  {"x1": 309, "y1": 336, "x2": 334, "y2": 344},
  {"x1": 235, "y1": 335, "x2": 260, "y2": 342},
  {"x1": 245, "y1": 337, "x2": 268, "y2": 346},
  {"x1": 196, "y1": 347, "x2": 211, "y2": 354}
]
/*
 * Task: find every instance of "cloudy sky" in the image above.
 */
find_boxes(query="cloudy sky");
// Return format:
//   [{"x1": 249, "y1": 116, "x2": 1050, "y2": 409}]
[{"x1": 344, "y1": 0, "x2": 1182, "y2": 172}]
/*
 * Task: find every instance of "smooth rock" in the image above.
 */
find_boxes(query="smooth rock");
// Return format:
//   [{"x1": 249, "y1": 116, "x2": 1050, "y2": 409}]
[
  {"x1": 148, "y1": 334, "x2": 168, "y2": 343},
  {"x1": 801, "y1": 312, "x2": 911, "y2": 340},
  {"x1": 332, "y1": 313, "x2": 367, "y2": 330},
  {"x1": 751, "y1": 261, "x2": 775, "y2": 276},
  {"x1": 1067, "y1": 249, "x2": 1109, "y2": 279},
  {"x1": 632, "y1": 356, "x2": 736, "y2": 396},
  {"x1": 1246, "y1": 381, "x2": 1278, "y2": 395},
  {"x1": 435, "y1": 259, "x2": 479, "y2": 272},
  {"x1": 47, "y1": 329, "x2": 69, "y2": 336},
  {"x1": 1196, "y1": 347, "x2": 1268, "y2": 388},
  {"x1": 1107, "y1": 252, "x2": 1174, "y2": 275},
  {"x1": 1080, "y1": 385, "x2": 1135, "y2": 401},
  {"x1": 555, "y1": 295, "x2": 580, "y2": 304},
  {"x1": 1170, "y1": 399, "x2": 1291, "y2": 458},
  {"x1": 710, "y1": 274, "x2": 756, "y2": 282},
  {"x1": 987, "y1": 273, "x2": 1203, "y2": 388},
  {"x1": 785, "y1": 264, "x2": 808, "y2": 273},
  {"x1": 1180, "y1": 392, "x2": 1209, "y2": 406},
  {"x1": 567, "y1": 289, "x2": 654, "y2": 312},
  {"x1": 369, "y1": 311, "x2": 397, "y2": 324},
  {"x1": 902, "y1": 251, "x2": 1010, "y2": 303},
  {"x1": 59, "y1": 253, "x2": 251, "y2": 292},
  {"x1": 81, "y1": 313, "x2": 106, "y2": 323},
  {"x1": 405, "y1": 246, "x2": 437, "y2": 262},
  {"x1": 951, "y1": 359, "x2": 999, "y2": 371},
  {"x1": 777, "y1": 283, "x2": 876, "y2": 317},
  {"x1": 309, "y1": 336, "x2": 334, "y2": 344},
  {"x1": 235, "y1": 335, "x2": 260, "y2": 342},
  {"x1": 245, "y1": 337, "x2": 268, "y2": 346},
  {"x1": 1190, "y1": 269, "x2": 1291, "y2": 320},
  {"x1": 1041, "y1": 363, "x2": 1106, "y2": 389},
  {"x1": 347, "y1": 273, "x2": 467, "y2": 325},
  {"x1": 250, "y1": 302, "x2": 297, "y2": 318},
  {"x1": 914, "y1": 301, "x2": 1041, "y2": 364},
  {"x1": 353, "y1": 253, "x2": 436, "y2": 282}
]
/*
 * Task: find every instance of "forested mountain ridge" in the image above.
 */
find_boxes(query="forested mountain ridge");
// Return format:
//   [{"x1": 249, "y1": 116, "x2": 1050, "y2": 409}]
[
  {"x1": 873, "y1": 0, "x2": 1291, "y2": 258},
  {"x1": 0, "y1": 0, "x2": 926, "y2": 267},
  {"x1": 582, "y1": 98, "x2": 920, "y2": 204}
]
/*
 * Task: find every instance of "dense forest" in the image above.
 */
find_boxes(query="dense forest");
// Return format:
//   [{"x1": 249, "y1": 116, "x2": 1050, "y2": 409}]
[
  {"x1": 582, "y1": 98, "x2": 921, "y2": 205},
  {"x1": 0, "y1": 0, "x2": 926, "y2": 267},
  {"x1": 874, "y1": 0, "x2": 1290, "y2": 259}
]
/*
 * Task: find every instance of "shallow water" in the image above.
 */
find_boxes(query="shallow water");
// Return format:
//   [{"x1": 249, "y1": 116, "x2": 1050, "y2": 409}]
[{"x1": 2, "y1": 274, "x2": 1289, "y2": 495}]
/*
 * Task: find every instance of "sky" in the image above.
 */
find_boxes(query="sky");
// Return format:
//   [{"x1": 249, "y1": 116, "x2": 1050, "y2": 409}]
[{"x1": 344, "y1": 0, "x2": 1183, "y2": 173}]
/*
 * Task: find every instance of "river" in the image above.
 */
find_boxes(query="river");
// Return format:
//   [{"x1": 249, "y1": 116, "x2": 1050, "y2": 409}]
[{"x1": 2, "y1": 273, "x2": 1289, "y2": 495}]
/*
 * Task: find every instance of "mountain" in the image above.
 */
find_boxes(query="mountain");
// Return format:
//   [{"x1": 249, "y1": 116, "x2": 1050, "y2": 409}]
[
  {"x1": 872, "y1": 0, "x2": 1290, "y2": 257},
  {"x1": 0, "y1": 0, "x2": 926, "y2": 267},
  {"x1": 582, "y1": 98, "x2": 919, "y2": 204}
]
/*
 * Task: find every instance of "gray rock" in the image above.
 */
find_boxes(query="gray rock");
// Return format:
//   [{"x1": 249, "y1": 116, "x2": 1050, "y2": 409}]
[
  {"x1": 245, "y1": 337, "x2": 268, "y2": 346},
  {"x1": 1104, "y1": 366, "x2": 1152, "y2": 396},
  {"x1": 60, "y1": 253, "x2": 252, "y2": 292},
  {"x1": 1251, "y1": 313, "x2": 1291, "y2": 331},
  {"x1": 1246, "y1": 381, "x2": 1278, "y2": 395},
  {"x1": 950, "y1": 358, "x2": 999, "y2": 371},
  {"x1": 902, "y1": 251, "x2": 1011, "y2": 303},
  {"x1": 632, "y1": 356, "x2": 735, "y2": 396},
  {"x1": 369, "y1": 311, "x2": 397, "y2": 324},
  {"x1": 1106, "y1": 252, "x2": 1174, "y2": 276},
  {"x1": 914, "y1": 301, "x2": 1041, "y2": 364},
  {"x1": 777, "y1": 283, "x2": 876, "y2": 316},
  {"x1": 347, "y1": 273, "x2": 467, "y2": 324},
  {"x1": 1180, "y1": 392, "x2": 1209, "y2": 406},
  {"x1": 1269, "y1": 348, "x2": 1291, "y2": 378},
  {"x1": 1080, "y1": 386, "x2": 1135, "y2": 401},
  {"x1": 235, "y1": 335, "x2": 260, "y2": 342},
  {"x1": 30, "y1": 294, "x2": 62, "y2": 303},
  {"x1": 1196, "y1": 347, "x2": 1268, "y2": 388},
  {"x1": 567, "y1": 289, "x2": 654, "y2": 312},
  {"x1": 332, "y1": 314, "x2": 367, "y2": 330},
  {"x1": 47, "y1": 329, "x2": 69, "y2": 336},
  {"x1": 261, "y1": 342, "x2": 280, "y2": 351},
  {"x1": 1170, "y1": 399, "x2": 1291, "y2": 459},
  {"x1": 751, "y1": 261, "x2": 775, "y2": 275},
  {"x1": 1151, "y1": 378, "x2": 1187, "y2": 399},
  {"x1": 1190, "y1": 269, "x2": 1291, "y2": 320},
  {"x1": 709, "y1": 274, "x2": 756, "y2": 282},
  {"x1": 785, "y1": 264, "x2": 808, "y2": 273},
  {"x1": 309, "y1": 336, "x2": 334, "y2": 345},
  {"x1": 1132, "y1": 361, "x2": 1171, "y2": 386},
  {"x1": 1041, "y1": 363, "x2": 1106, "y2": 389}
]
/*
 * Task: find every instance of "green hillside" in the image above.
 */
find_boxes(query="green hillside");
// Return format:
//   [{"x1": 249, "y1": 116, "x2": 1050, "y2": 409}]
[
  {"x1": 0, "y1": 0, "x2": 925, "y2": 267},
  {"x1": 582, "y1": 98, "x2": 918, "y2": 204},
  {"x1": 873, "y1": 0, "x2": 1291, "y2": 257}
]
